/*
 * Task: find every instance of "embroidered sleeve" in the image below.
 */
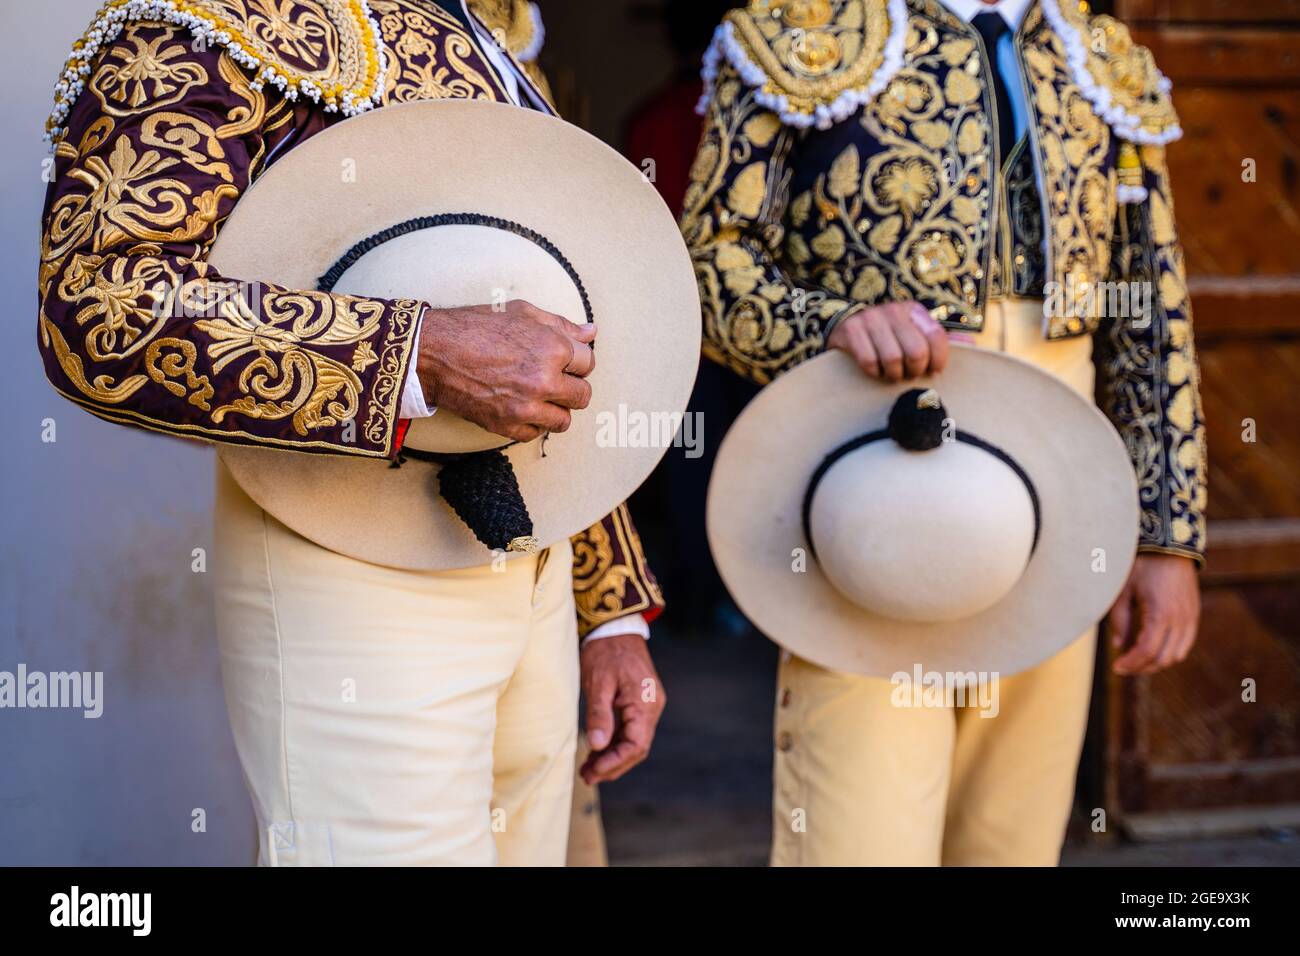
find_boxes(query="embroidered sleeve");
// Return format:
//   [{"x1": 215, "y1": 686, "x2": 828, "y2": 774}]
[
  {"x1": 38, "y1": 23, "x2": 421, "y2": 458},
  {"x1": 1095, "y1": 145, "x2": 1207, "y2": 563},
  {"x1": 570, "y1": 504, "x2": 664, "y2": 639}
]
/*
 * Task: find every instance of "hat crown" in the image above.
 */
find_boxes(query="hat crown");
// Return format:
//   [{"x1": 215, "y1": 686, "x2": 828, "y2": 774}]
[
  {"x1": 808, "y1": 433, "x2": 1036, "y2": 624},
  {"x1": 329, "y1": 220, "x2": 590, "y2": 455}
]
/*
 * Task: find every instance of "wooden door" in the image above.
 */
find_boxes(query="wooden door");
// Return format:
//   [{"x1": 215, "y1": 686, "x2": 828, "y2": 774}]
[{"x1": 1098, "y1": 0, "x2": 1300, "y2": 832}]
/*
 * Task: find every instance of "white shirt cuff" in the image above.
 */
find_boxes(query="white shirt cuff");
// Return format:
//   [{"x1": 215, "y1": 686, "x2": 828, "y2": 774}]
[
  {"x1": 400, "y1": 310, "x2": 435, "y2": 419},
  {"x1": 583, "y1": 614, "x2": 650, "y2": 646}
]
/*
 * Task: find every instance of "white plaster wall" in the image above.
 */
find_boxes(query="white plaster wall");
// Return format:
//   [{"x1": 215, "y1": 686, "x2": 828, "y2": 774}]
[{"x1": 0, "y1": 0, "x2": 255, "y2": 865}]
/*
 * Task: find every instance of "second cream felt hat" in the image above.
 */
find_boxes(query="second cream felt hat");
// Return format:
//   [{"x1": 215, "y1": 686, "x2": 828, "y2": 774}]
[{"x1": 706, "y1": 347, "x2": 1139, "y2": 679}]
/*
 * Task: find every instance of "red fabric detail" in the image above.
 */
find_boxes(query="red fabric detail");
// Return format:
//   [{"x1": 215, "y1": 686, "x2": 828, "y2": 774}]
[
  {"x1": 393, "y1": 418, "x2": 412, "y2": 457},
  {"x1": 623, "y1": 78, "x2": 706, "y2": 216}
]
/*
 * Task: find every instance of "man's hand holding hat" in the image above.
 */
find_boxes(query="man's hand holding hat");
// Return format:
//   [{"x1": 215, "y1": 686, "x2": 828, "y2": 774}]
[
  {"x1": 827, "y1": 299, "x2": 1201, "y2": 678},
  {"x1": 416, "y1": 299, "x2": 597, "y2": 442},
  {"x1": 828, "y1": 301, "x2": 953, "y2": 382}
]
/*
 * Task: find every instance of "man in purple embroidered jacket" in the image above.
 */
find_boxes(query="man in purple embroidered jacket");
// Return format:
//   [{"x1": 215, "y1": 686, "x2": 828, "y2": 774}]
[
  {"x1": 38, "y1": 0, "x2": 665, "y2": 865},
  {"x1": 684, "y1": 0, "x2": 1206, "y2": 865}
]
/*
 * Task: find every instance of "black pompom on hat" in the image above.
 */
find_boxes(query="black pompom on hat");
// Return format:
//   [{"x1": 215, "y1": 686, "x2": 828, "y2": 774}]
[{"x1": 887, "y1": 388, "x2": 948, "y2": 451}]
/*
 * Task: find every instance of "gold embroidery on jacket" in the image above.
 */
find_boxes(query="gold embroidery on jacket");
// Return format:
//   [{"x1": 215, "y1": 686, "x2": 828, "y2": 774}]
[
  {"x1": 726, "y1": 0, "x2": 895, "y2": 122},
  {"x1": 47, "y1": 0, "x2": 386, "y2": 140},
  {"x1": 61, "y1": 255, "x2": 179, "y2": 363},
  {"x1": 371, "y1": 0, "x2": 506, "y2": 103},
  {"x1": 41, "y1": 117, "x2": 237, "y2": 302},
  {"x1": 795, "y1": 14, "x2": 996, "y2": 327},
  {"x1": 217, "y1": 53, "x2": 270, "y2": 139},
  {"x1": 572, "y1": 503, "x2": 664, "y2": 636},
  {"x1": 188, "y1": 280, "x2": 378, "y2": 435},
  {"x1": 682, "y1": 5, "x2": 998, "y2": 383},
  {"x1": 467, "y1": 0, "x2": 554, "y2": 105},
  {"x1": 1098, "y1": 152, "x2": 1206, "y2": 559},
  {"x1": 41, "y1": 48, "x2": 409, "y2": 450},
  {"x1": 468, "y1": 0, "x2": 535, "y2": 56},
  {"x1": 146, "y1": 337, "x2": 215, "y2": 410},
  {"x1": 682, "y1": 68, "x2": 854, "y2": 384},
  {"x1": 362, "y1": 298, "x2": 422, "y2": 446},
  {"x1": 90, "y1": 27, "x2": 209, "y2": 116},
  {"x1": 1021, "y1": 9, "x2": 1114, "y2": 337},
  {"x1": 1052, "y1": 2, "x2": 1181, "y2": 143}
]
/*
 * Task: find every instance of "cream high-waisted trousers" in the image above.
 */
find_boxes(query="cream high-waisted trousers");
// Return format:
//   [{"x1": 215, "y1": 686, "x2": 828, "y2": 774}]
[
  {"x1": 771, "y1": 299, "x2": 1099, "y2": 867},
  {"x1": 212, "y1": 464, "x2": 579, "y2": 866}
]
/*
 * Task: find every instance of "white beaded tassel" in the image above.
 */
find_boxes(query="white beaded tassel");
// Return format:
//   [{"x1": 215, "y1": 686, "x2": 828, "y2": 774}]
[{"x1": 46, "y1": 0, "x2": 389, "y2": 145}]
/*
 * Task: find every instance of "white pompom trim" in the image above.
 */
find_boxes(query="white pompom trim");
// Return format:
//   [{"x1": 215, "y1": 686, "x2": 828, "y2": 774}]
[
  {"x1": 45, "y1": 0, "x2": 389, "y2": 147},
  {"x1": 1040, "y1": 0, "x2": 1181, "y2": 146},
  {"x1": 696, "y1": 0, "x2": 908, "y2": 131},
  {"x1": 1117, "y1": 184, "x2": 1149, "y2": 205}
]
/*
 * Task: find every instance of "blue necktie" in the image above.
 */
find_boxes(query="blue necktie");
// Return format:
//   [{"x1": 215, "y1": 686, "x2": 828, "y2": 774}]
[{"x1": 972, "y1": 11, "x2": 1017, "y2": 166}]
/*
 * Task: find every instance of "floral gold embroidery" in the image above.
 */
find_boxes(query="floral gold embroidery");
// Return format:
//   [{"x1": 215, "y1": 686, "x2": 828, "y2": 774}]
[
  {"x1": 90, "y1": 26, "x2": 209, "y2": 115},
  {"x1": 61, "y1": 255, "x2": 179, "y2": 363},
  {"x1": 47, "y1": 0, "x2": 387, "y2": 142},
  {"x1": 372, "y1": 0, "x2": 506, "y2": 104},
  {"x1": 572, "y1": 503, "x2": 664, "y2": 636},
  {"x1": 1043, "y1": 0, "x2": 1181, "y2": 146},
  {"x1": 703, "y1": 0, "x2": 906, "y2": 129},
  {"x1": 1098, "y1": 156, "x2": 1206, "y2": 559},
  {"x1": 193, "y1": 281, "x2": 378, "y2": 436},
  {"x1": 1020, "y1": 6, "x2": 1114, "y2": 337},
  {"x1": 145, "y1": 337, "x2": 215, "y2": 410}
]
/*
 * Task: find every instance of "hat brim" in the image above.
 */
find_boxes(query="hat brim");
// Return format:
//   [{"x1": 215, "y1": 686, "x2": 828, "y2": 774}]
[
  {"x1": 208, "y1": 100, "x2": 700, "y2": 570},
  {"x1": 706, "y1": 346, "x2": 1138, "y2": 678}
]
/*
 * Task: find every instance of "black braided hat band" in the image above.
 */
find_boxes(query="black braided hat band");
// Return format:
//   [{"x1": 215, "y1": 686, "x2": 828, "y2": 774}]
[
  {"x1": 317, "y1": 213, "x2": 594, "y2": 323},
  {"x1": 800, "y1": 388, "x2": 1042, "y2": 564}
]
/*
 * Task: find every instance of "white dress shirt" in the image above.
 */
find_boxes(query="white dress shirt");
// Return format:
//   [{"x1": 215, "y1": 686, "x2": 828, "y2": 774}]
[
  {"x1": 942, "y1": 0, "x2": 1033, "y2": 28},
  {"x1": 400, "y1": 3, "x2": 649, "y2": 644}
]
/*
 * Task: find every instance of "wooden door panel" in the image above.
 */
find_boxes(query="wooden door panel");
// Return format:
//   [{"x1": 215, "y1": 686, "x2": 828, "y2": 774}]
[
  {"x1": 1164, "y1": 90, "x2": 1300, "y2": 280},
  {"x1": 1110, "y1": 581, "x2": 1300, "y2": 811},
  {"x1": 1135, "y1": 29, "x2": 1300, "y2": 84},
  {"x1": 1103, "y1": 1, "x2": 1300, "y2": 827},
  {"x1": 1199, "y1": 341, "x2": 1300, "y2": 521},
  {"x1": 1120, "y1": 0, "x2": 1300, "y2": 24}
]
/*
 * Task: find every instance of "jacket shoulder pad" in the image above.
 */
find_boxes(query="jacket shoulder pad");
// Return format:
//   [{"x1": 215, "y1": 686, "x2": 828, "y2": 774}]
[
  {"x1": 47, "y1": 0, "x2": 388, "y2": 143},
  {"x1": 697, "y1": 0, "x2": 908, "y2": 130},
  {"x1": 1041, "y1": 0, "x2": 1181, "y2": 145}
]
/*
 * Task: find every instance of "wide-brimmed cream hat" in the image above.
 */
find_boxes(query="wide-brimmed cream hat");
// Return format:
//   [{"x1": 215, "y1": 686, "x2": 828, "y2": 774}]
[
  {"x1": 707, "y1": 347, "x2": 1139, "y2": 678},
  {"x1": 208, "y1": 99, "x2": 699, "y2": 570}
]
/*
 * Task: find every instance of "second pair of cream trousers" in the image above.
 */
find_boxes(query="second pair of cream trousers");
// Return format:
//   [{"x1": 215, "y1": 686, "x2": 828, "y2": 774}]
[
  {"x1": 771, "y1": 299, "x2": 1100, "y2": 867},
  {"x1": 212, "y1": 464, "x2": 579, "y2": 866}
]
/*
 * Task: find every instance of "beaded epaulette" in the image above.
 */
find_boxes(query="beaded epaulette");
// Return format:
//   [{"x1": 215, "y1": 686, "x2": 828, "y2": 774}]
[
  {"x1": 697, "y1": 0, "x2": 907, "y2": 131},
  {"x1": 46, "y1": 0, "x2": 388, "y2": 143}
]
